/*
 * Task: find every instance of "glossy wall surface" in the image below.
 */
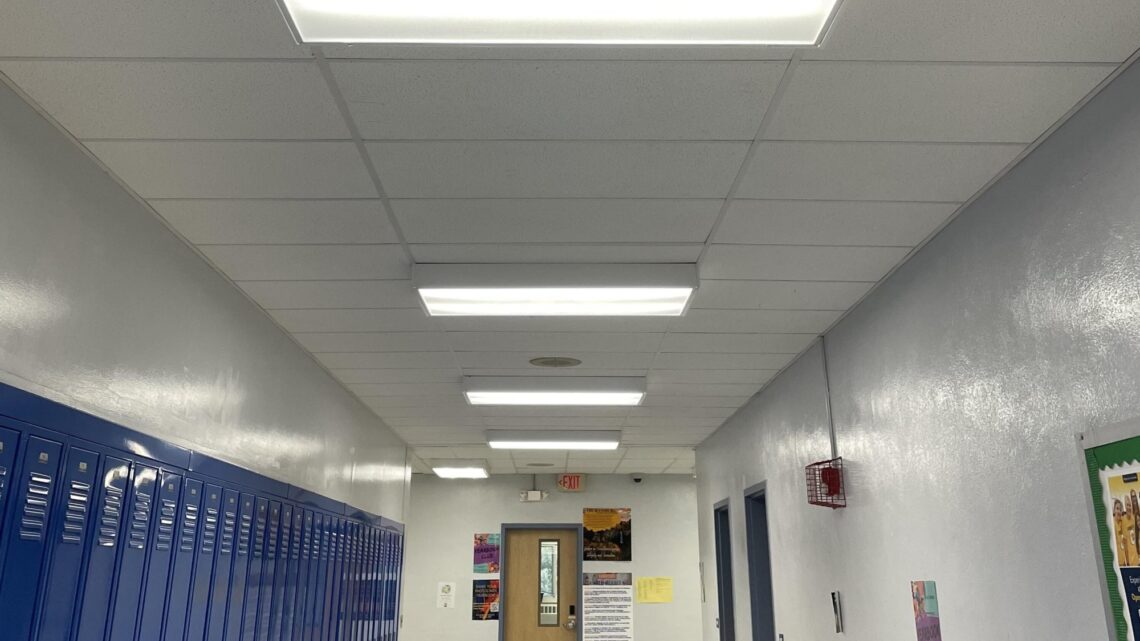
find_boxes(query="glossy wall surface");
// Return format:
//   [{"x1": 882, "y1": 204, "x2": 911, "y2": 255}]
[
  {"x1": 0, "y1": 383, "x2": 404, "y2": 641},
  {"x1": 696, "y1": 60, "x2": 1140, "y2": 639},
  {"x1": 0, "y1": 76, "x2": 408, "y2": 518}
]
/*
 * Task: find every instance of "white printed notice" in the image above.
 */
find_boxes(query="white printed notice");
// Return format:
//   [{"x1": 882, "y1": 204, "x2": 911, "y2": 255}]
[{"x1": 583, "y1": 573, "x2": 634, "y2": 641}]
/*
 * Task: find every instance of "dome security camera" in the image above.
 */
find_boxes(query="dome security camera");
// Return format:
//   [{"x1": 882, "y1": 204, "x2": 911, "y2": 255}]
[{"x1": 631, "y1": 473, "x2": 644, "y2": 484}]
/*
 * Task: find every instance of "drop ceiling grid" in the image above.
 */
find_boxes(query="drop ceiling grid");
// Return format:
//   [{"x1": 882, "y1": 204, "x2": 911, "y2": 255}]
[{"x1": 0, "y1": 0, "x2": 1134, "y2": 461}]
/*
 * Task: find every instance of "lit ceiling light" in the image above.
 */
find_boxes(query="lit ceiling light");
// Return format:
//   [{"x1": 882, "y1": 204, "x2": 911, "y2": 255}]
[
  {"x1": 464, "y1": 377, "x2": 645, "y2": 406},
  {"x1": 278, "y1": 0, "x2": 840, "y2": 45},
  {"x1": 431, "y1": 459, "x2": 490, "y2": 479},
  {"x1": 487, "y1": 430, "x2": 622, "y2": 451},
  {"x1": 414, "y1": 264, "x2": 697, "y2": 317}
]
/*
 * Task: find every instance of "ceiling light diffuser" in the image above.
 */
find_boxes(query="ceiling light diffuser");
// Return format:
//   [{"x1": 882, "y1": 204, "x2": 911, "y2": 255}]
[
  {"x1": 464, "y1": 377, "x2": 645, "y2": 406},
  {"x1": 431, "y1": 459, "x2": 490, "y2": 479},
  {"x1": 278, "y1": 0, "x2": 839, "y2": 45},
  {"x1": 414, "y1": 264, "x2": 697, "y2": 317},
  {"x1": 487, "y1": 430, "x2": 622, "y2": 451}
]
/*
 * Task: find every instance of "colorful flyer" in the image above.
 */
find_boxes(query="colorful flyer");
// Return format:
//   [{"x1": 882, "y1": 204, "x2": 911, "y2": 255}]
[
  {"x1": 583, "y1": 508, "x2": 632, "y2": 561},
  {"x1": 910, "y1": 581, "x2": 941, "y2": 641},
  {"x1": 472, "y1": 579, "x2": 500, "y2": 621},
  {"x1": 584, "y1": 573, "x2": 633, "y2": 641},
  {"x1": 1088, "y1": 434, "x2": 1140, "y2": 641},
  {"x1": 473, "y1": 532, "x2": 501, "y2": 573}
]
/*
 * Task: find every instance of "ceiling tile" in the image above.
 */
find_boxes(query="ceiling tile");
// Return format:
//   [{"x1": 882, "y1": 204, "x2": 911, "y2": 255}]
[
  {"x1": 642, "y1": 395, "x2": 752, "y2": 408},
  {"x1": 654, "y1": 352, "x2": 790, "y2": 370},
  {"x1": 411, "y1": 243, "x2": 703, "y2": 263},
  {"x1": 85, "y1": 141, "x2": 376, "y2": 199},
  {"x1": 715, "y1": 200, "x2": 957, "y2": 246},
  {"x1": 392, "y1": 199, "x2": 721, "y2": 243},
  {"x1": 349, "y1": 382, "x2": 462, "y2": 396},
  {"x1": 367, "y1": 141, "x2": 749, "y2": 198},
  {"x1": 647, "y1": 383, "x2": 763, "y2": 397},
  {"x1": 199, "y1": 245, "x2": 407, "y2": 281},
  {"x1": 691, "y1": 280, "x2": 874, "y2": 311},
  {"x1": 362, "y1": 395, "x2": 469, "y2": 408},
  {"x1": 669, "y1": 309, "x2": 842, "y2": 333},
  {"x1": 768, "y1": 63, "x2": 1112, "y2": 143},
  {"x1": 456, "y1": 352, "x2": 654, "y2": 370},
  {"x1": 648, "y1": 370, "x2": 780, "y2": 384},
  {"x1": 623, "y1": 447, "x2": 692, "y2": 459},
  {"x1": 373, "y1": 406, "x2": 478, "y2": 419},
  {"x1": 294, "y1": 332, "x2": 448, "y2": 353},
  {"x1": 463, "y1": 369, "x2": 648, "y2": 378},
  {"x1": 385, "y1": 416, "x2": 484, "y2": 427},
  {"x1": 738, "y1": 141, "x2": 1023, "y2": 201},
  {"x1": 803, "y1": 0, "x2": 1140, "y2": 63},
  {"x1": 237, "y1": 280, "x2": 419, "y2": 310},
  {"x1": 657, "y1": 333, "x2": 816, "y2": 354},
  {"x1": 483, "y1": 417, "x2": 625, "y2": 428},
  {"x1": 317, "y1": 352, "x2": 458, "y2": 369},
  {"x1": 702, "y1": 245, "x2": 911, "y2": 281},
  {"x1": 332, "y1": 369, "x2": 460, "y2": 384},
  {"x1": 448, "y1": 332, "x2": 663, "y2": 354},
  {"x1": 333, "y1": 60, "x2": 784, "y2": 140},
  {"x1": 153, "y1": 200, "x2": 396, "y2": 245},
  {"x1": 2, "y1": 61, "x2": 346, "y2": 139},
  {"x1": 615, "y1": 460, "x2": 674, "y2": 473},
  {"x1": 566, "y1": 463, "x2": 620, "y2": 473},
  {"x1": 627, "y1": 407, "x2": 735, "y2": 419},
  {"x1": 0, "y1": 0, "x2": 309, "y2": 58},
  {"x1": 269, "y1": 308, "x2": 430, "y2": 333}
]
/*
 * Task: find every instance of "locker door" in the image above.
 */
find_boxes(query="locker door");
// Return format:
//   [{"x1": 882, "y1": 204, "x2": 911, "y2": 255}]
[
  {"x1": 33, "y1": 445, "x2": 99, "y2": 641},
  {"x1": 305, "y1": 513, "x2": 327, "y2": 641},
  {"x1": 269, "y1": 503, "x2": 293, "y2": 641},
  {"x1": 257, "y1": 500, "x2": 282, "y2": 641},
  {"x1": 243, "y1": 497, "x2": 269, "y2": 641},
  {"x1": 206, "y1": 488, "x2": 240, "y2": 641},
  {"x1": 393, "y1": 533, "x2": 404, "y2": 641},
  {"x1": 279, "y1": 507, "x2": 304, "y2": 641},
  {"x1": 349, "y1": 523, "x2": 362, "y2": 641},
  {"x1": 0, "y1": 434, "x2": 63, "y2": 639},
  {"x1": 186, "y1": 484, "x2": 223, "y2": 640},
  {"x1": 108, "y1": 464, "x2": 157, "y2": 641},
  {"x1": 369, "y1": 528, "x2": 380, "y2": 641},
  {"x1": 342, "y1": 522, "x2": 355, "y2": 641},
  {"x1": 360, "y1": 527, "x2": 373, "y2": 641},
  {"x1": 0, "y1": 425, "x2": 20, "y2": 548},
  {"x1": 137, "y1": 471, "x2": 183, "y2": 641},
  {"x1": 291, "y1": 510, "x2": 314, "y2": 641},
  {"x1": 323, "y1": 517, "x2": 343, "y2": 641},
  {"x1": 163, "y1": 478, "x2": 204, "y2": 641},
  {"x1": 74, "y1": 456, "x2": 131, "y2": 641},
  {"x1": 379, "y1": 531, "x2": 390, "y2": 641},
  {"x1": 225, "y1": 494, "x2": 256, "y2": 641}
]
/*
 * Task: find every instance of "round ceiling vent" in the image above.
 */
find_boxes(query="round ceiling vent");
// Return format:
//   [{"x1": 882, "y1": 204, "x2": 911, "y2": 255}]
[{"x1": 529, "y1": 356, "x2": 583, "y2": 368}]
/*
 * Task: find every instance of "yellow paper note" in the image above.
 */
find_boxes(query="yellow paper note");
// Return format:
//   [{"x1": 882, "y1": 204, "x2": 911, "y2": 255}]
[{"x1": 635, "y1": 577, "x2": 673, "y2": 603}]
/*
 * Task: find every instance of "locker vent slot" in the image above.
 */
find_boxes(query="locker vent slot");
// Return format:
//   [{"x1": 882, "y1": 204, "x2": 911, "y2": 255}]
[
  {"x1": 128, "y1": 489, "x2": 153, "y2": 549},
  {"x1": 220, "y1": 507, "x2": 237, "y2": 554},
  {"x1": 0, "y1": 466, "x2": 8, "y2": 503},
  {"x1": 201, "y1": 505, "x2": 220, "y2": 554},
  {"x1": 180, "y1": 501, "x2": 200, "y2": 552},
  {"x1": 157, "y1": 497, "x2": 177, "y2": 550},
  {"x1": 20, "y1": 472, "x2": 54, "y2": 540},
  {"x1": 237, "y1": 511, "x2": 253, "y2": 556},
  {"x1": 253, "y1": 512, "x2": 267, "y2": 557},
  {"x1": 62, "y1": 479, "x2": 92, "y2": 544},
  {"x1": 98, "y1": 483, "x2": 125, "y2": 546}
]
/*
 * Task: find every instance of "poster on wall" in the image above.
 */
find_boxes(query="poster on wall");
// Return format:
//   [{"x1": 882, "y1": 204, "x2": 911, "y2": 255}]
[
  {"x1": 583, "y1": 508, "x2": 632, "y2": 561},
  {"x1": 910, "y1": 581, "x2": 941, "y2": 641},
  {"x1": 473, "y1": 533, "x2": 501, "y2": 573},
  {"x1": 472, "y1": 579, "x2": 500, "y2": 621},
  {"x1": 1087, "y1": 434, "x2": 1140, "y2": 641},
  {"x1": 583, "y1": 573, "x2": 633, "y2": 641}
]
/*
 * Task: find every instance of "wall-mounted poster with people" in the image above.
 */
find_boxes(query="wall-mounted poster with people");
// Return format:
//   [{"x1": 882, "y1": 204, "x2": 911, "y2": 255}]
[
  {"x1": 1086, "y1": 433, "x2": 1140, "y2": 641},
  {"x1": 583, "y1": 508, "x2": 632, "y2": 562}
]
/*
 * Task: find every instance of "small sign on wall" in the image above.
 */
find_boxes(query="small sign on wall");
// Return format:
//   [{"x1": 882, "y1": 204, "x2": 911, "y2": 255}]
[
  {"x1": 557, "y1": 474, "x2": 585, "y2": 492},
  {"x1": 436, "y1": 582, "x2": 456, "y2": 609}
]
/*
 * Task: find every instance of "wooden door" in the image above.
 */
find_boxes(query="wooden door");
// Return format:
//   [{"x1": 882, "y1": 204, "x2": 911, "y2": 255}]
[{"x1": 504, "y1": 528, "x2": 579, "y2": 641}]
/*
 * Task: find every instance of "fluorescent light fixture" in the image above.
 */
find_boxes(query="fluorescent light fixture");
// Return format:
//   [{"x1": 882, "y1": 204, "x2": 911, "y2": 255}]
[
  {"x1": 487, "y1": 430, "x2": 621, "y2": 451},
  {"x1": 431, "y1": 459, "x2": 490, "y2": 479},
  {"x1": 464, "y1": 377, "x2": 645, "y2": 407},
  {"x1": 279, "y1": 0, "x2": 840, "y2": 45},
  {"x1": 414, "y1": 264, "x2": 697, "y2": 317}
]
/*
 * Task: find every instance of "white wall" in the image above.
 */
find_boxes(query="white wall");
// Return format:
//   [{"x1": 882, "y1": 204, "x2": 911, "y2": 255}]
[
  {"x1": 402, "y1": 474, "x2": 702, "y2": 641},
  {"x1": 697, "y1": 60, "x2": 1140, "y2": 640},
  {"x1": 0, "y1": 77, "x2": 409, "y2": 520}
]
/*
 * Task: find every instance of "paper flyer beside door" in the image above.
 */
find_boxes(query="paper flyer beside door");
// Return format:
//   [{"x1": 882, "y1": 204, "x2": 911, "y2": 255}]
[
  {"x1": 473, "y1": 532, "x2": 501, "y2": 573},
  {"x1": 1087, "y1": 434, "x2": 1140, "y2": 641},
  {"x1": 634, "y1": 576, "x2": 673, "y2": 603},
  {"x1": 583, "y1": 573, "x2": 633, "y2": 641}
]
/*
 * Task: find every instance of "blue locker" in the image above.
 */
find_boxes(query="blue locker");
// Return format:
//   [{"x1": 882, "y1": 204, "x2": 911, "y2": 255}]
[
  {"x1": 256, "y1": 500, "x2": 282, "y2": 641},
  {"x1": 291, "y1": 510, "x2": 314, "y2": 641},
  {"x1": 244, "y1": 497, "x2": 270, "y2": 641},
  {"x1": 320, "y1": 516, "x2": 339, "y2": 641},
  {"x1": 350, "y1": 523, "x2": 362, "y2": 641},
  {"x1": 186, "y1": 484, "x2": 223, "y2": 640},
  {"x1": 108, "y1": 464, "x2": 157, "y2": 641},
  {"x1": 268, "y1": 503, "x2": 293, "y2": 641},
  {"x1": 368, "y1": 528, "x2": 379, "y2": 641},
  {"x1": 224, "y1": 494, "x2": 257, "y2": 641},
  {"x1": 394, "y1": 533, "x2": 404, "y2": 641},
  {"x1": 163, "y1": 477, "x2": 204, "y2": 641},
  {"x1": 379, "y1": 531, "x2": 390, "y2": 641},
  {"x1": 305, "y1": 513, "x2": 328, "y2": 641},
  {"x1": 137, "y1": 471, "x2": 183, "y2": 641},
  {"x1": 206, "y1": 488, "x2": 240, "y2": 641},
  {"x1": 364, "y1": 528, "x2": 376, "y2": 641},
  {"x1": 74, "y1": 456, "x2": 132, "y2": 641},
  {"x1": 32, "y1": 445, "x2": 99, "y2": 641},
  {"x1": 0, "y1": 425, "x2": 20, "y2": 548},
  {"x1": 279, "y1": 507, "x2": 303, "y2": 641},
  {"x1": 0, "y1": 434, "x2": 63, "y2": 639}
]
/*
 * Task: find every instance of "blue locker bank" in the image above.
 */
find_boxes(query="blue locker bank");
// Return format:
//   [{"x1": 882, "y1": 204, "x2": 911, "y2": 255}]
[{"x1": 0, "y1": 382, "x2": 404, "y2": 641}]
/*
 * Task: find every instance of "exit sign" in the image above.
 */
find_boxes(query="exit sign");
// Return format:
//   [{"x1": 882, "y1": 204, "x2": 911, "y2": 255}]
[{"x1": 557, "y1": 474, "x2": 585, "y2": 492}]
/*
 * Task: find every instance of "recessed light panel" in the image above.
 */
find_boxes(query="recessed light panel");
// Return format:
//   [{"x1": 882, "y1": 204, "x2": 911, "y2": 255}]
[
  {"x1": 464, "y1": 377, "x2": 646, "y2": 406},
  {"x1": 431, "y1": 459, "x2": 490, "y2": 479},
  {"x1": 486, "y1": 430, "x2": 622, "y2": 450},
  {"x1": 280, "y1": 0, "x2": 839, "y2": 46},
  {"x1": 413, "y1": 264, "x2": 697, "y2": 317}
]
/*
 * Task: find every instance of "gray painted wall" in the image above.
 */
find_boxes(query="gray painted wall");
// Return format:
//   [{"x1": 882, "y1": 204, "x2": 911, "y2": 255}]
[
  {"x1": 697, "y1": 60, "x2": 1140, "y2": 639},
  {"x1": 0, "y1": 77, "x2": 409, "y2": 520}
]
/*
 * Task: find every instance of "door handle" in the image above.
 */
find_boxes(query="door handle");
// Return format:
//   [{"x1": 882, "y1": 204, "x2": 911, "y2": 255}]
[{"x1": 564, "y1": 604, "x2": 577, "y2": 631}]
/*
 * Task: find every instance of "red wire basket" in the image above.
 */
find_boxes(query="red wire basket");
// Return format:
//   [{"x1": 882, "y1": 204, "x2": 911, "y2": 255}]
[{"x1": 806, "y1": 457, "x2": 846, "y2": 509}]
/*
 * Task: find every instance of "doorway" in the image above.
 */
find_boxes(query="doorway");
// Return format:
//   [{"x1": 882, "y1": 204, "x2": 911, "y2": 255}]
[
  {"x1": 745, "y1": 488, "x2": 776, "y2": 641},
  {"x1": 713, "y1": 502, "x2": 736, "y2": 641},
  {"x1": 502, "y1": 526, "x2": 581, "y2": 641}
]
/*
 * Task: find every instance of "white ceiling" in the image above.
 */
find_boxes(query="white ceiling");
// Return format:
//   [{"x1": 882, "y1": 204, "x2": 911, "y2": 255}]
[{"x1": 3, "y1": 0, "x2": 1138, "y2": 475}]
